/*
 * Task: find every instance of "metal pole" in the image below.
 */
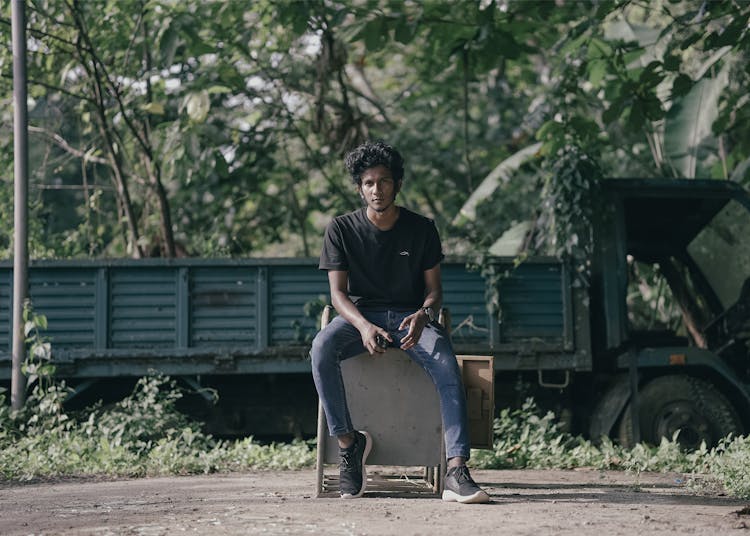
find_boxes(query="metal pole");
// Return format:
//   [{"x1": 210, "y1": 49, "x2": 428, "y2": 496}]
[{"x1": 11, "y1": 0, "x2": 29, "y2": 410}]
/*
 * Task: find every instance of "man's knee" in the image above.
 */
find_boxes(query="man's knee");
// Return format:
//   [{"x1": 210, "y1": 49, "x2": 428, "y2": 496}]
[
  {"x1": 310, "y1": 328, "x2": 333, "y2": 368},
  {"x1": 311, "y1": 320, "x2": 350, "y2": 367}
]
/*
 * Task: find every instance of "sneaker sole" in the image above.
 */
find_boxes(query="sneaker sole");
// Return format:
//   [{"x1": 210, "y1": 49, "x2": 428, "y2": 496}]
[
  {"x1": 340, "y1": 430, "x2": 372, "y2": 499},
  {"x1": 441, "y1": 489, "x2": 490, "y2": 504}
]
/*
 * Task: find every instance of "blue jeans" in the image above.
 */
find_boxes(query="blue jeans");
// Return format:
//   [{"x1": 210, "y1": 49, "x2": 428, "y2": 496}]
[{"x1": 310, "y1": 309, "x2": 471, "y2": 460}]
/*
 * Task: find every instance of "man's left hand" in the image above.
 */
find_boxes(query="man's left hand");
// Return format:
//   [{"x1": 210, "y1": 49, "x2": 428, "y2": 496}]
[{"x1": 398, "y1": 310, "x2": 429, "y2": 350}]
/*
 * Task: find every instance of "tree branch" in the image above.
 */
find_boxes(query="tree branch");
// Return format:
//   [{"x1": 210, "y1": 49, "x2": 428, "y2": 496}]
[
  {"x1": 28, "y1": 126, "x2": 110, "y2": 166},
  {"x1": 0, "y1": 73, "x2": 96, "y2": 104},
  {"x1": 346, "y1": 64, "x2": 394, "y2": 128},
  {"x1": 66, "y1": 0, "x2": 152, "y2": 159},
  {"x1": 67, "y1": 0, "x2": 144, "y2": 258},
  {"x1": 0, "y1": 17, "x2": 81, "y2": 52}
]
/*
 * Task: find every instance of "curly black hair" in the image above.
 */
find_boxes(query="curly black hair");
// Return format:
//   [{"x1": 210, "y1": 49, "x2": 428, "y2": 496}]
[{"x1": 343, "y1": 140, "x2": 405, "y2": 186}]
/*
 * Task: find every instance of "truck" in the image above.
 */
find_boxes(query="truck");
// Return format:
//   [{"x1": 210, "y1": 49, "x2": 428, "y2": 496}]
[{"x1": 1, "y1": 178, "x2": 749, "y2": 447}]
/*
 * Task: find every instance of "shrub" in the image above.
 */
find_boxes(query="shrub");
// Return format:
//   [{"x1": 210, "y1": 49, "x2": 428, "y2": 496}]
[{"x1": 0, "y1": 375, "x2": 314, "y2": 481}]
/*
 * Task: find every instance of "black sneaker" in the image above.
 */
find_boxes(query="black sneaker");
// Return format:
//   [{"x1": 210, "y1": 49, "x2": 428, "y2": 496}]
[
  {"x1": 339, "y1": 430, "x2": 372, "y2": 499},
  {"x1": 442, "y1": 465, "x2": 490, "y2": 504}
]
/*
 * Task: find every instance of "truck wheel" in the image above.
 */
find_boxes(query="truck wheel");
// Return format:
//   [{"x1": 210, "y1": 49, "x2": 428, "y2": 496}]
[{"x1": 617, "y1": 374, "x2": 742, "y2": 450}]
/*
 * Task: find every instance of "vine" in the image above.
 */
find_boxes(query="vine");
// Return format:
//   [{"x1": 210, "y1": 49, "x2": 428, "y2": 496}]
[{"x1": 536, "y1": 143, "x2": 601, "y2": 288}]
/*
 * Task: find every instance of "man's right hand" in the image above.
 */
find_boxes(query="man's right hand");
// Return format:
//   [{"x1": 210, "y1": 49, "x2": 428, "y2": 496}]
[{"x1": 361, "y1": 324, "x2": 391, "y2": 355}]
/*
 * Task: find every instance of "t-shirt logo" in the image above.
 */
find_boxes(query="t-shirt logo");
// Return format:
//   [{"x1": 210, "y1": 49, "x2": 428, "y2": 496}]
[{"x1": 399, "y1": 251, "x2": 410, "y2": 256}]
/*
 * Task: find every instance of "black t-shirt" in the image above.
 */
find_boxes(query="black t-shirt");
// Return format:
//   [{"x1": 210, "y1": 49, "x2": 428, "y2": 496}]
[{"x1": 319, "y1": 207, "x2": 444, "y2": 309}]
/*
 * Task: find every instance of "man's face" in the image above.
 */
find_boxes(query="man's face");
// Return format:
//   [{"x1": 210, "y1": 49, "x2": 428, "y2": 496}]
[{"x1": 359, "y1": 165, "x2": 401, "y2": 213}]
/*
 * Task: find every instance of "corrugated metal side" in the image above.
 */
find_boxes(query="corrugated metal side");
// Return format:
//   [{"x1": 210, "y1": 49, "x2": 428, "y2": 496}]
[
  {"x1": 110, "y1": 268, "x2": 176, "y2": 348},
  {"x1": 190, "y1": 267, "x2": 258, "y2": 348},
  {"x1": 29, "y1": 268, "x2": 97, "y2": 349},
  {"x1": 0, "y1": 269, "x2": 10, "y2": 351},
  {"x1": 442, "y1": 263, "x2": 489, "y2": 344},
  {"x1": 269, "y1": 266, "x2": 329, "y2": 345},
  {"x1": 498, "y1": 262, "x2": 564, "y2": 340}
]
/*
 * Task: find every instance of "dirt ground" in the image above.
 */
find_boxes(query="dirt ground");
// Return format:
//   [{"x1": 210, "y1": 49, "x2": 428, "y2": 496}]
[{"x1": 1, "y1": 468, "x2": 749, "y2": 535}]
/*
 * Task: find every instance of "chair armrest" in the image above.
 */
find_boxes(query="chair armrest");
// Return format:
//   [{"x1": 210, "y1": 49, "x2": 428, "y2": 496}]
[{"x1": 321, "y1": 304, "x2": 334, "y2": 330}]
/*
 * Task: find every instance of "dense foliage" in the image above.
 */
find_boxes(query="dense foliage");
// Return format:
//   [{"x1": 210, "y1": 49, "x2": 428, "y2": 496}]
[{"x1": 2, "y1": 1, "x2": 748, "y2": 259}]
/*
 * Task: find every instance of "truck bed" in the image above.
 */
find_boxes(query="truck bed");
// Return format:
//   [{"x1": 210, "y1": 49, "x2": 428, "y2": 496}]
[{"x1": 0, "y1": 257, "x2": 588, "y2": 379}]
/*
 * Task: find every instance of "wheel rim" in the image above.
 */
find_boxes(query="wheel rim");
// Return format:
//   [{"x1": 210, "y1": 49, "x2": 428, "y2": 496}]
[{"x1": 651, "y1": 401, "x2": 711, "y2": 450}]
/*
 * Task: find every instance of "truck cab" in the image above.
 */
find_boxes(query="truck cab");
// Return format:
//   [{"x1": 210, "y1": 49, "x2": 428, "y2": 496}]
[{"x1": 590, "y1": 179, "x2": 750, "y2": 448}]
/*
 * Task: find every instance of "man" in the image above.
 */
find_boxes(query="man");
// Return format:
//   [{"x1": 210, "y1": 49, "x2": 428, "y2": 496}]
[{"x1": 310, "y1": 140, "x2": 490, "y2": 504}]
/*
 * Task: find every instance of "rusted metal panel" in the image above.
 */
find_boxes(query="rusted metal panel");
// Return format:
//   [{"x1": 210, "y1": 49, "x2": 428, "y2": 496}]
[
  {"x1": 110, "y1": 268, "x2": 176, "y2": 349},
  {"x1": 442, "y1": 264, "x2": 488, "y2": 344},
  {"x1": 0, "y1": 269, "x2": 10, "y2": 351},
  {"x1": 269, "y1": 266, "x2": 328, "y2": 345},
  {"x1": 496, "y1": 262, "x2": 565, "y2": 342},
  {"x1": 190, "y1": 266, "x2": 258, "y2": 349},
  {"x1": 29, "y1": 268, "x2": 98, "y2": 348}
]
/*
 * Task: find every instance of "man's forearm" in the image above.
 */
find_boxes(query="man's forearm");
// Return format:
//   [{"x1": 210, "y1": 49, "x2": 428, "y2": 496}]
[
  {"x1": 331, "y1": 290, "x2": 371, "y2": 332},
  {"x1": 421, "y1": 289, "x2": 442, "y2": 314}
]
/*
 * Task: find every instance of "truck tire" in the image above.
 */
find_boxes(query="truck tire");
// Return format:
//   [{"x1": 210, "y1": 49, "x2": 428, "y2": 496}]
[{"x1": 617, "y1": 374, "x2": 742, "y2": 450}]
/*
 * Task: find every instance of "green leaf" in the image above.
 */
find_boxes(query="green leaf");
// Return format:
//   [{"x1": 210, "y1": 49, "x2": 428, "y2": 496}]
[
  {"x1": 639, "y1": 61, "x2": 663, "y2": 88},
  {"x1": 705, "y1": 16, "x2": 747, "y2": 49},
  {"x1": 215, "y1": 152, "x2": 229, "y2": 179},
  {"x1": 560, "y1": 32, "x2": 589, "y2": 55},
  {"x1": 626, "y1": 101, "x2": 645, "y2": 132},
  {"x1": 338, "y1": 19, "x2": 368, "y2": 43},
  {"x1": 671, "y1": 73, "x2": 693, "y2": 99},
  {"x1": 536, "y1": 120, "x2": 559, "y2": 142},
  {"x1": 185, "y1": 91, "x2": 210, "y2": 123},
  {"x1": 664, "y1": 65, "x2": 729, "y2": 178},
  {"x1": 454, "y1": 143, "x2": 542, "y2": 224},
  {"x1": 38, "y1": 364, "x2": 56, "y2": 376},
  {"x1": 363, "y1": 19, "x2": 386, "y2": 51},
  {"x1": 140, "y1": 102, "x2": 165, "y2": 115},
  {"x1": 643, "y1": 95, "x2": 664, "y2": 121},
  {"x1": 160, "y1": 25, "x2": 180, "y2": 66},
  {"x1": 207, "y1": 85, "x2": 232, "y2": 94},
  {"x1": 680, "y1": 32, "x2": 702, "y2": 50},
  {"x1": 603, "y1": 19, "x2": 659, "y2": 47},
  {"x1": 663, "y1": 53, "x2": 680, "y2": 72},
  {"x1": 292, "y1": 12, "x2": 309, "y2": 36},
  {"x1": 394, "y1": 18, "x2": 413, "y2": 44},
  {"x1": 602, "y1": 99, "x2": 625, "y2": 124},
  {"x1": 587, "y1": 59, "x2": 607, "y2": 86},
  {"x1": 587, "y1": 37, "x2": 613, "y2": 59}
]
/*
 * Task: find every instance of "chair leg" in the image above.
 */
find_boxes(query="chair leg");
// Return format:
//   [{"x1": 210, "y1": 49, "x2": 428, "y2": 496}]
[{"x1": 315, "y1": 399, "x2": 326, "y2": 498}]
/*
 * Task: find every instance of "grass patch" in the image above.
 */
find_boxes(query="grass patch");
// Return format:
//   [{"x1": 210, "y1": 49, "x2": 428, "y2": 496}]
[{"x1": 470, "y1": 398, "x2": 750, "y2": 499}]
